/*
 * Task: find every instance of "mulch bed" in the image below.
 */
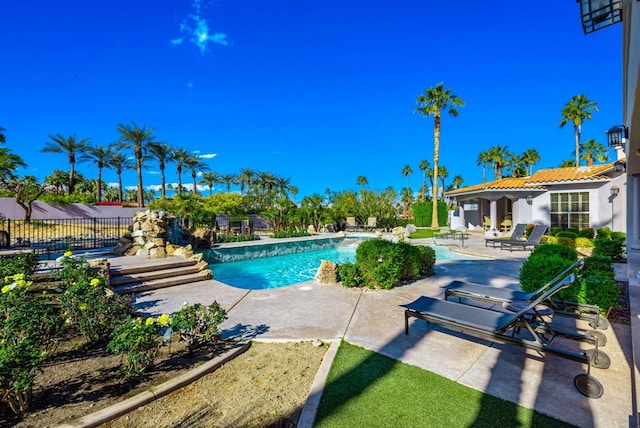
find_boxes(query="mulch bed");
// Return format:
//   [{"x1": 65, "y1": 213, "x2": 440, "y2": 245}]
[{"x1": 608, "y1": 281, "x2": 630, "y2": 325}]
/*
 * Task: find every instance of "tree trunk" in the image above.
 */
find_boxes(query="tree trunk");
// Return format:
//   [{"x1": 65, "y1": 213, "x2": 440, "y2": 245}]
[
  {"x1": 96, "y1": 167, "x2": 102, "y2": 202},
  {"x1": 69, "y1": 163, "x2": 75, "y2": 195},
  {"x1": 177, "y1": 166, "x2": 183, "y2": 194},
  {"x1": 192, "y1": 173, "x2": 198, "y2": 195},
  {"x1": 575, "y1": 125, "x2": 581, "y2": 167},
  {"x1": 117, "y1": 172, "x2": 123, "y2": 204},
  {"x1": 137, "y1": 159, "x2": 144, "y2": 208},
  {"x1": 431, "y1": 113, "x2": 441, "y2": 229},
  {"x1": 160, "y1": 167, "x2": 166, "y2": 198}
]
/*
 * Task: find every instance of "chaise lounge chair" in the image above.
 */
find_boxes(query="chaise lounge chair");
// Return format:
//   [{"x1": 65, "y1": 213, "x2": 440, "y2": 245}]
[
  {"x1": 444, "y1": 259, "x2": 609, "y2": 331},
  {"x1": 365, "y1": 217, "x2": 377, "y2": 231},
  {"x1": 500, "y1": 224, "x2": 547, "y2": 252},
  {"x1": 485, "y1": 223, "x2": 527, "y2": 248},
  {"x1": 402, "y1": 269, "x2": 609, "y2": 398},
  {"x1": 346, "y1": 217, "x2": 359, "y2": 232}
]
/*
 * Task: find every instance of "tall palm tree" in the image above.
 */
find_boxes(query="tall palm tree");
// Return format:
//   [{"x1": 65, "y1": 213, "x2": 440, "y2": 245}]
[
  {"x1": 451, "y1": 174, "x2": 464, "y2": 189},
  {"x1": 147, "y1": 142, "x2": 174, "y2": 198},
  {"x1": 418, "y1": 159, "x2": 430, "y2": 202},
  {"x1": 116, "y1": 122, "x2": 156, "y2": 207},
  {"x1": 356, "y1": 175, "x2": 368, "y2": 201},
  {"x1": 220, "y1": 173, "x2": 237, "y2": 193},
  {"x1": 438, "y1": 166, "x2": 449, "y2": 199},
  {"x1": 238, "y1": 168, "x2": 256, "y2": 195},
  {"x1": 476, "y1": 150, "x2": 491, "y2": 183},
  {"x1": 506, "y1": 153, "x2": 527, "y2": 178},
  {"x1": 401, "y1": 165, "x2": 413, "y2": 192},
  {"x1": 80, "y1": 144, "x2": 115, "y2": 202},
  {"x1": 487, "y1": 145, "x2": 511, "y2": 180},
  {"x1": 108, "y1": 152, "x2": 135, "y2": 203},
  {"x1": 0, "y1": 126, "x2": 6, "y2": 143},
  {"x1": 184, "y1": 155, "x2": 210, "y2": 195},
  {"x1": 401, "y1": 187, "x2": 413, "y2": 219},
  {"x1": 559, "y1": 94, "x2": 598, "y2": 167},
  {"x1": 199, "y1": 171, "x2": 220, "y2": 196},
  {"x1": 521, "y1": 148, "x2": 541, "y2": 175},
  {"x1": 579, "y1": 139, "x2": 609, "y2": 166},
  {"x1": 414, "y1": 82, "x2": 464, "y2": 228},
  {"x1": 172, "y1": 147, "x2": 191, "y2": 194},
  {"x1": 275, "y1": 176, "x2": 292, "y2": 198},
  {"x1": 41, "y1": 134, "x2": 90, "y2": 195},
  {"x1": 558, "y1": 159, "x2": 576, "y2": 168}
]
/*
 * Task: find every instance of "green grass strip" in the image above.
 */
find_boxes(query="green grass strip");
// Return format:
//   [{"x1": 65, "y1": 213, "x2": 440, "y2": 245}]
[
  {"x1": 314, "y1": 341, "x2": 574, "y2": 428},
  {"x1": 408, "y1": 229, "x2": 438, "y2": 239}
]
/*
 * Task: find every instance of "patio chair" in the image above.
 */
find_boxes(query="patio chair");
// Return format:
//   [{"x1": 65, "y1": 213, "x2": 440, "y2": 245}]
[
  {"x1": 483, "y1": 216, "x2": 491, "y2": 231},
  {"x1": 485, "y1": 223, "x2": 527, "y2": 248},
  {"x1": 500, "y1": 224, "x2": 547, "y2": 252},
  {"x1": 402, "y1": 269, "x2": 609, "y2": 398},
  {"x1": 346, "y1": 217, "x2": 359, "y2": 232},
  {"x1": 365, "y1": 217, "x2": 377, "y2": 231},
  {"x1": 500, "y1": 218, "x2": 512, "y2": 232},
  {"x1": 444, "y1": 258, "x2": 609, "y2": 331}
]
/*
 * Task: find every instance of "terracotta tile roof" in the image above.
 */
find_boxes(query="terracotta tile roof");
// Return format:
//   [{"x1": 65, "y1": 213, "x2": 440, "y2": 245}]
[{"x1": 446, "y1": 160, "x2": 619, "y2": 196}]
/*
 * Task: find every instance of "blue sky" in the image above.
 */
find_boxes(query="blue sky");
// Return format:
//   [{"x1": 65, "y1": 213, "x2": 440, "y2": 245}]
[{"x1": 1, "y1": 1, "x2": 623, "y2": 201}]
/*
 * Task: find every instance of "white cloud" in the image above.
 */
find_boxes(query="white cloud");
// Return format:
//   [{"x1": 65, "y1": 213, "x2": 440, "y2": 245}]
[
  {"x1": 106, "y1": 182, "x2": 119, "y2": 188},
  {"x1": 198, "y1": 153, "x2": 217, "y2": 159},
  {"x1": 147, "y1": 171, "x2": 161, "y2": 175},
  {"x1": 172, "y1": 0, "x2": 229, "y2": 54}
]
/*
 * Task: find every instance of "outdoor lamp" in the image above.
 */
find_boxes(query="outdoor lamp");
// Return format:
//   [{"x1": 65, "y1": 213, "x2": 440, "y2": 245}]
[
  {"x1": 610, "y1": 186, "x2": 619, "y2": 196},
  {"x1": 526, "y1": 195, "x2": 533, "y2": 204},
  {"x1": 614, "y1": 160, "x2": 626, "y2": 173},
  {"x1": 578, "y1": 0, "x2": 623, "y2": 34},
  {"x1": 606, "y1": 125, "x2": 628, "y2": 147}
]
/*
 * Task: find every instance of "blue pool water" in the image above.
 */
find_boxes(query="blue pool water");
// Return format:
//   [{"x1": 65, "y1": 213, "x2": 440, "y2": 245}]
[{"x1": 212, "y1": 244, "x2": 487, "y2": 290}]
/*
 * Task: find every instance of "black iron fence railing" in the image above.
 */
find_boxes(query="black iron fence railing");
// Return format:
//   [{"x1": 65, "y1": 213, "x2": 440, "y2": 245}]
[{"x1": 0, "y1": 217, "x2": 130, "y2": 257}]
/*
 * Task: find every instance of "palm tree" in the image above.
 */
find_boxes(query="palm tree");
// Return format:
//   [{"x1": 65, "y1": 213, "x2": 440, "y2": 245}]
[
  {"x1": 506, "y1": 153, "x2": 527, "y2": 178},
  {"x1": 356, "y1": 175, "x2": 368, "y2": 201},
  {"x1": 275, "y1": 176, "x2": 292, "y2": 198},
  {"x1": 172, "y1": 147, "x2": 190, "y2": 194},
  {"x1": 401, "y1": 165, "x2": 413, "y2": 192},
  {"x1": 116, "y1": 122, "x2": 156, "y2": 207},
  {"x1": 418, "y1": 160, "x2": 430, "y2": 202},
  {"x1": 414, "y1": 82, "x2": 464, "y2": 228},
  {"x1": 521, "y1": 148, "x2": 541, "y2": 175},
  {"x1": 451, "y1": 174, "x2": 464, "y2": 189},
  {"x1": 184, "y1": 155, "x2": 210, "y2": 195},
  {"x1": 559, "y1": 94, "x2": 598, "y2": 167},
  {"x1": 558, "y1": 159, "x2": 576, "y2": 168},
  {"x1": 41, "y1": 134, "x2": 90, "y2": 195},
  {"x1": 199, "y1": 171, "x2": 220, "y2": 196},
  {"x1": 476, "y1": 150, "x2": 491, "y2": 183},
  {"x1": 487, "y1": 145, "x2": 511, "y2": 180},
  {"x1": 147, "y1": 142, "x2": 174, "y2": 198},
  {"x1": 580, "y1": 139, "x2": 609, "y2": 166},
  {"x1": 80, "y1": 144, "x2": 115, "y2": 202},
  {"x1": 220, "y1": 173, "x2": 237, "y2": 193},
  {"x1": 438, "y1": 166, "x2": 449, "y2": 199},
  {"x1": 0, "y1": 147, "x2": 27, "y2": 181},
  {"x1": 108, "y1": 153, "x2": 135, "y2": 203},
  {"x1": 401, "y1": 187, "x2": 413, "y2": 219},
  {"x1": 0, "y1": 126, "x2": 6, "y2": 143},
  {"x1": 238, "y1": 168, "x2": 256, "y2": 195}
]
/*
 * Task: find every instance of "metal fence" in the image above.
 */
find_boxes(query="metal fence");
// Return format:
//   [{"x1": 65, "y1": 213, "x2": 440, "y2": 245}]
[{"x1": 0, "y1": 217, "x2": 130, "y2": 257}]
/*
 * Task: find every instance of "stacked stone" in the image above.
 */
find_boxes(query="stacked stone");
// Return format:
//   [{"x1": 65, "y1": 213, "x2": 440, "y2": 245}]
[{"x1": 112, "y1": 210, "x2": 168, "y2": 258}]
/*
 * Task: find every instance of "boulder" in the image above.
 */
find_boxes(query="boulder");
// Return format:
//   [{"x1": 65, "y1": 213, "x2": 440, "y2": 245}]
[{"x1": 315, "y1": 260, "x2": 339, "y2": 284}]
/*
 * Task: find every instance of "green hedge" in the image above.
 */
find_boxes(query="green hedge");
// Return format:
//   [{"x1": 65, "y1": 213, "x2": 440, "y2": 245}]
[{"x1": 411, "y1": 201, "x2": 448, "y2": 228}]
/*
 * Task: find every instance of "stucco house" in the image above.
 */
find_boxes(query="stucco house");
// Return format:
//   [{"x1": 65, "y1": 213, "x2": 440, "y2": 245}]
[{"x1": 445, "y1": 160, "x2": 627, "y2": 235}]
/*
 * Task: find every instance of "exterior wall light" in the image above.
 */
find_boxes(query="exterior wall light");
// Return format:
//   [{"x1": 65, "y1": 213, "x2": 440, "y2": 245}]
[
  {"x1": 610, "y1": 186, "x2": 620, "y2": 196},
  {"x1": 526, "y1": 195, "x2": 533, "y2": 204},
  {"x1": 578, "y1": 0, "x2": 623, "y2": 34},
  {"x1": 606, "y1": 124, "x2": 629, "y2": 147},
  {"x1": 614, "y1": 160, "x2": 626, "y2": 173}
]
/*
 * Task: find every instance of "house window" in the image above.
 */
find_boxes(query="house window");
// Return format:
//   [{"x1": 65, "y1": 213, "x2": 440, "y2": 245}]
[{"x1": 550, "y1": 192, "x2": 590, "y2": 229}]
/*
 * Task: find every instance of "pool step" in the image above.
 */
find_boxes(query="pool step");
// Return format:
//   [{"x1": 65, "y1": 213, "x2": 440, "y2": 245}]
[{"x1": 109, "y1": 256, "x2": 211, "y2": 294}]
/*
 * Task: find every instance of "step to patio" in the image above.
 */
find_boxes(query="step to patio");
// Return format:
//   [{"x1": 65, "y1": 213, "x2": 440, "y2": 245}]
[{"x1": 109, "y1": 257, "x2": 210, "y2": 294}]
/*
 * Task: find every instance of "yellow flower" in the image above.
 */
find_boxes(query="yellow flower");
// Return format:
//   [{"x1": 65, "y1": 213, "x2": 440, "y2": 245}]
[
  {"x1": 1, "y1": 285, "x2": 10, "y2": 294},
  {"x1": 90, "y1": 278, "x2": 100, "y2": 287},
  {"x1": 136, "y1": 317, "x2": 142, "y2": 326},
  {"x1": 157, "y1": 314, "x2": 170, "y2": 326},
  {"x1": 79, "y1": 303, "x2": 87, "y2": 311},
  {"x1": 64, "y1": 251, "x2": 73, "y2": 257},
  {"x1": 145, "y1": 317, "x2": 154, "y2": 326}
]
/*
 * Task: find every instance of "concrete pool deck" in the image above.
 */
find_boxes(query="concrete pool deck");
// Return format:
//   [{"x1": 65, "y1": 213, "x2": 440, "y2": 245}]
[{"x1": 127, "y1": 233, "x2": 635, "y2": 427}]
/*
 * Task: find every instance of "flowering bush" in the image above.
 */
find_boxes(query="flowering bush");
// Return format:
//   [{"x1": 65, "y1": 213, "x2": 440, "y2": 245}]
[
  {"x1": 170, "y1": 302, "x2": 227, "y2": 352},
  {"x1": 107, "y1": 314, "x2": 171, "y2": 379}
]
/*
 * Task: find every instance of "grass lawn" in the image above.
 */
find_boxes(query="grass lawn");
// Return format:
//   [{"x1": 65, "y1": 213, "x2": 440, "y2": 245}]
[
  {"x1": 314, "y1": 342, "x2": 573, "y2": 428},
  {"x1": 408, "y1": 228, "x2": 439, "y2": 239}
]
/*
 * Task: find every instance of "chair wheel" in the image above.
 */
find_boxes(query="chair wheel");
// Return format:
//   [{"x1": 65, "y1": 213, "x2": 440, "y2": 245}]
[
  {"x1": 585, "y1": 349, "x2": 611, "y2": 369},
  {"x1": 574, "y1": 374, "x2": 603, "y2": 398},
  {"x1": 589, "y1": 315, "x2": 610, "y2": 330},
  {"x1": 586, "y1": 330, "x2": 607, "y2": 347}
]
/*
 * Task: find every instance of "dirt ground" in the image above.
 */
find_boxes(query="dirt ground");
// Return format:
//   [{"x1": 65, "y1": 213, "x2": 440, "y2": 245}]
[{"x1": 3, "y1": 340, "x2": 327, "y2": 428}]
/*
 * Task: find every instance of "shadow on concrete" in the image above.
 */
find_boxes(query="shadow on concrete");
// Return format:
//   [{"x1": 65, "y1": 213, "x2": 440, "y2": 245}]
[{"x1": 222, "y1": 323, "x2": 269, "y2": 340}]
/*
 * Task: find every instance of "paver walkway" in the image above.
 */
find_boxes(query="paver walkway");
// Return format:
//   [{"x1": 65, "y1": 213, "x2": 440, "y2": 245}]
[{"x1": 129, "y1": 233, "x2": 634, "y2": 427}]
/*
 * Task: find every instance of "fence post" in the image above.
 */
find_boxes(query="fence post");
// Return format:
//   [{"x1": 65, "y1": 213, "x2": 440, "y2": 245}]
[
  {"x1": 7, "y1": 220, "x2": 11, "y2": 247},
  {"x1": 93, "y1": 217, "x2": 97, "y2": 249}
]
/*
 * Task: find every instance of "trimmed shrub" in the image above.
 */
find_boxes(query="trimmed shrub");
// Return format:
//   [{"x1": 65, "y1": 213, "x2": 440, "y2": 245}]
[
  {"x1": 596, "y1": 227, "x2": 611, "y2": 239},
  {"x1": 575, "y1": 237, "x2": 594, "y2": 248},
  {"x1": 417, "y1": 245, "x2": 436, "y2": 276},
  {"x1": 579, "y1": 272, "x2": 619, "y2": 314},
  {"x1": 556, "y1": 237, "x2": 576, "y2": 248},
  {"x1": 541, "y1": 236, "x2": 557, "y2": 245},
  {"x1": 412, "y1": 201, "x2": 448, "y2": 228},
  {"x1": 611, "y1": 231, "x2": 627, "y2": 241},
  {"x1": 550, "y1": 226, "x2": 563, "y2": 236},
  {"x1": 594, "y1": 238, "x2": 625, "y2": 263},
  {"x1": 0, "y1": 253, "x2": 39, "y2": 280},
  {"x1": 338, "y1": 263, "x2": 363, "y2": 288},
  {"x1": 530, "y1": 244, "x2": 578, "y2": 261},
  {"x1": 578, "y1": 228, "x2": 595, "y2": 239},
  {"x1": 189, "y1": 209, "x2": 216, "y2": 228},
  {"x1": 353, "y1": 239, "x2": 428, "y2": 289},
  {"x1": 519, "y1": 255, "x2": 575, "y2": 296},
  {"x1": 565, "y1": 227, "x2": 579, "y2": 235},
  {"x1": 556, "y1": 231, "x2": 578, "y2": 239}
]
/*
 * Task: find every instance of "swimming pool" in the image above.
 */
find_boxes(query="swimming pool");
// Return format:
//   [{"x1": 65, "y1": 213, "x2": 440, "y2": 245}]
[{"x1": 211, "y1": 244, "x2": 488, "y2": 290}]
